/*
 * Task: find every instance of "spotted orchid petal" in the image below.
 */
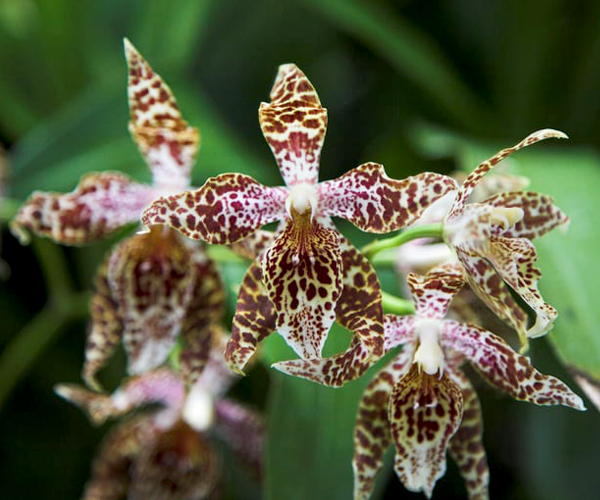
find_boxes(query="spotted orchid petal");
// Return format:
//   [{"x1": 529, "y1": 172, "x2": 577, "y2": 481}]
[
  {"x1": 406, "y1": 263, "x2": 465, "y2": 319},
  {"x1": 11, "y1": 172, "x2": 155, "y2": 245},
  {"x1": 447, "y1": 368, "x2": 489, "y2": 500},
  {"x1": 196, "y1": 331, "x2": 240, "y2": 399},
  {"x1": 262, "y1": 214, "x2": 343, "y2": 359},
  {"x1": 142, "y1": 173, "x2": 288, "y2": 244},
  {"x1": 455, "y1": 168, "x2": 530, "y2": 204},
  {"x1": 443, "y1": 321, "x2": 586, "y2": 410},
  {"x1": 389, "y1": 364, "x2": 463, "y2": 498},
  {"x1": 179, "y1": 323, "x2": 218, "y2": 390},
  {"x1": 125, "y1": 39, "x2": 199, "y2": 192},
  {"x1": 107, "y1": 228, "x2": 195, "y2": 375},
  {"x1": 384, "y1": 314, "x2": 416, "y2": 352},
  {"x1": 214, "y1": 399, "x2": 264, "y2": 481},
  {"x1": 450, "y1": 129, "x2": 568, "y2": 211},
  {"x1": 274, "y1": 238, "x2": 385, "y2": 386},
  {"x1": 352, "y1": 345, "x2": 415, "y2": 500},
  {"x1": 259, "y1": 64, "x2": 327, "y2": 187},
  {"x1": 83, "y1": 260, "x2": 123, "y2": 390},
  {"x1": 484, "y1": 191, "x2": 569, "y2": 240},
  {"x1": 226, "y1": 260, "x2": 277, "y2": 374},
  {"x1": 319, "y1": 164, "x2": 458, "y2": 233}
]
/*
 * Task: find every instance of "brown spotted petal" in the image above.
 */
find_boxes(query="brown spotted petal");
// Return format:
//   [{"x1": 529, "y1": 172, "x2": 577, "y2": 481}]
[
  {"x1": 443, "y1": 321, "x2": 586, "y2": 410},
  {"x1": 197, "y1": 331, "x2": 240, "y2": 399},
  {"x1": 262, "y1": 214, "x2": 343, "y2": 359},
  {"x1": 142, "y1": 173, "x2": 287, "y2": 244},
  {"x1": 484, "y1": 191, "x2": 569, "y2": 240},
  {"x1": 107, "y1": 228, "x2": 195, "y2": 375},
  {"x1": 389, "y1": 365, "x2": 463, "y2": 498},
  {"x1": 259, "y1": 63, "x2": 327, "y2": 187},
  {"x1": 125, "y1": 39, "x2": 198, "y2": 192},
  {"x1": 226, "y1": 260, "x2": 277, "y2": 374},
  {"x1": 83, "y1": 259, "x2": 124, "y2": 390},
  {"x1": 318, "y1": 165, "x2": 458, "y2": 233},
  {"x1": 353, "y1": 345, "x2": 415, "y2": 500},
  {"x1": 11, "y1": 172, "x2": 155, "y2": 245},
  {"x1": 450, "y1": 129, "x2": 567, "y2": 211},
  {"x1": 447, "y1": 368, "x2": 489, "y2": 500},
  {"x1": 406, "y1": 264, "x2": 465, "y2": 319}
]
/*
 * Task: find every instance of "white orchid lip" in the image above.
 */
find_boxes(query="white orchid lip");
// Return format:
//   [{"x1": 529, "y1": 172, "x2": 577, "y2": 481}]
[
  {"x1": 489, "y1": 206, "x2": 524, "y2": 229},
  {"x1": 183, "y1": 385, "x2": 216, "y2": 432},
  {"x1": 413, "y1": 317, "x2": 445, "y2": 376},
  {"x1": 285, "y1": 182, "x2": 319, "y2": 219}
]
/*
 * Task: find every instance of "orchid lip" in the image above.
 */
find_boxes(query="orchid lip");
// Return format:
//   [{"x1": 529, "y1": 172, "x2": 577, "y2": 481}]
[
  {"x1": 413, "y1": 317, "x2": 445, "y2": 376},
  {"x1": 183, "y1": 386, "x2": 216, "y2": 432}
]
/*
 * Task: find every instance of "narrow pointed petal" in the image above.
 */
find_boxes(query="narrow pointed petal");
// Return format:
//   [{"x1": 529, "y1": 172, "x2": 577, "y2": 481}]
[
  {"x1": 83, "y1": 260, "x2": 124, "y2": 390},
  {"x1": 389, "y1": 365, "x2": 463, "y2": 498},
  {"x1": 142, "y1": 173, "x2": 287, "y2": 244},
  {"x1": 488, "y1": 237, "x2": 557, "y2": 338},
  {"x1": 259, "y1": 64, "x2": 327, "y2": 187},
  {"x1": 229, "y1": 229, "x2": 277, "y2": 260},
  {"x1": 319, "y1": 164, "x2": 458, "y2": 233},
  {"x1": 484, "y1": 191, "x2": 569, "y2": 240},
  {"x1": 455, "y1": 249, "x2": 529, "y2": 341},
  {"x1": 107, "y1": 229, "x2": 195, "y2": 375},
  {"x1": 125, "y1": 38, "x2": 199, "y2": 191},
  {"x1": 353, "y1": 347, "x2": 415, "y2": 500},
  {"x1": 54, "y1": 384, "x2": 114, "y2": 425},
  {"x1": 10, "y1": 172, "x2": 155, "y2": 245},
  {"x1": 443, "y1": 321, "x2": 586, "y2": 410},
  {"x1": 384, "y1": 314, "x2": 416, "y2": 351},
  {"x1": 214, "y1": 399, "x2": 264, "y2": 481},
  {"x1": 451, "y1": 129, "x2": 567, "y2": 210},
  {"x1": 447, "y1": 369, "x2": 489, "y2": 500},
  {"x1": 179, "y1": 323, "x2": 217, "y2": 390},
  {"x1": 406, "y1": 263, "x2": 465, "y2": 319},
  {"x1": 226, "y1": 260, "x2": 276, "y2": 373},
  {"x1": 262, "y1": 215, "x2": 343, "y2": 359}
]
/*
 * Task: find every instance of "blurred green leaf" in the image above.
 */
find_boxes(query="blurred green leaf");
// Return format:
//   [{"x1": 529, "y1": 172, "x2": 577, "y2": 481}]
[{"x1": 411, "y1": 124, "x2": 600, "y2": 380}]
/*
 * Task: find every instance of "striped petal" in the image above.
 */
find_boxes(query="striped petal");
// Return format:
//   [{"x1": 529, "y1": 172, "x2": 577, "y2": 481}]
[
  {"x1": 125, "y1": 39, "x2": 198, "y2": 192},
  {"x1": 353, "y1": 345, "x2": 415, "y2": 500},
  {"x1": 406, "y1": 263, "x2": 465, "y2": 319},
  {"x1": 11, "y1": 172, "x2": 155, "y2": 245},
  {"x1": 262, "y1": 214, "x2": 343, "y2": 359},
  {"x1": 484, "y1": 191, "x2": 569, "y2": 240},
  {"x1": 319, "y1": 164, "x2": 458, "y2": 233},
  {"x1": 83, "y1": 259, "x2": 123, "y2": 390},
  {"x1": 259, "y1": 64, "x2": 327, "y2": 187},
  {"x1": 443, "y1": 321, "x2": 586, "y2": 410},
  {"x1": 451, "y1": 129, "x2": 567, "y2": 210},
  {"x1": 389, "y1": 365, "x2": 463, "y2": 498},
  {"x1": 226, "y1": 260, "x2": 276, "y2": 374},
  {"x1": 107, "y1": 228, "x2": 195, "y2": 375},
  {"x1": 141, "y1": 173, "x2": 287, "y2": 244},
  {"x1": 447, "y1": 368, "x2": 489, "y2": 500}
]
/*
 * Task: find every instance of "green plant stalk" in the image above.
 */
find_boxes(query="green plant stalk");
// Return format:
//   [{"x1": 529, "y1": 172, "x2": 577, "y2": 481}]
[
  {"x1": 381, "y1": 290, "x2": 415, "y2": 315},
  {"x1": 361, "y1": 222, "x2": 443, "y2": 259}
]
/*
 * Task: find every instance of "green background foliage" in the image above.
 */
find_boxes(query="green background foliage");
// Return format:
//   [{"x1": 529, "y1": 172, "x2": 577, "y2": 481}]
[{"x1": 0, "y1": 0, "x2": 599, "y2": 499}]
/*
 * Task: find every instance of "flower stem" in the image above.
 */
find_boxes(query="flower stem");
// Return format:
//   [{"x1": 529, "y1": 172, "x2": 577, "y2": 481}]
[
  {"x1": 361, "y1": 222, "x2": 443, "y2": 259},
  {"x1": 381, "y1": 290, "x2": 415, "y2": 315}
]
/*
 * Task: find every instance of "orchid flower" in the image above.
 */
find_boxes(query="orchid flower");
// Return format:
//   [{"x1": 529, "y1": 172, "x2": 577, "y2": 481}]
[
  {"x1": 442, "y1": 129, "x2": 570, "y2": 349},
  {"x1": 56, "y1": 334, "x2": 263, "y2": 500},
  {"x1": 11, "y1": 40, "x2": 224, "y2": 387},
  {"x1": 142, "y1": 64, "x2": 457, "y2": 385},
  {"x1": 353, "y1": 264, "x2": 585, "y2": 499}
]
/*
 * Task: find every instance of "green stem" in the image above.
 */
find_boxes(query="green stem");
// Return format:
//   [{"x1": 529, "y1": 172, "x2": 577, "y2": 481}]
[
  {"x1": 0, "y1": 197, "x2": 20, "y2": 221},
  {"x1": 361, "y1": 222, "x2": 443, "y2": 259},
  {"x1": 32, "y1": 238, "x2": 74, "y2": 301},
  {"x1": 381, "y1": 291, "x2": 415, "y2": 315}
]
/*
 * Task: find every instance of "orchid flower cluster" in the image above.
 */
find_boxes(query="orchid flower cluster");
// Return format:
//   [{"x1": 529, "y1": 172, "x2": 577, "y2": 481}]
[{"x1": 11, "y1": 40, "x2": 585, "y2": 499}]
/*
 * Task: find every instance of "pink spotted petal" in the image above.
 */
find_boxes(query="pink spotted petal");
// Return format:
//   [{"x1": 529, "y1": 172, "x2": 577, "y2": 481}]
[
  {"x1": 262, "y1": 215, "x2": 343, "y2": 359},
  {"x1": 214, "y1": 399, "x2": 264, "y2": 481},
  {"x1": 443, "y1": 320, "x2": 586, "y2": 410},
  {"x1": 447, "y1": 368, "x2": 490, "y2": 500},
  {"x1": 259, "y1": 64, "x2": 327, "y2": 187},
  {"x1": 142, "y1": 173, "x2": 287, "y2": 244},
  {"x1": 83, "y1": 259, "x2": 124, "y2": 390},
  {"x1": 318, "y1": 164, "x2": 458, "y2": 233},
  {"x1": 406, "y1": 263, "x2": 465, "y2": 319},
  {"x1": 226, "y1": 260, "x2": 277, "y2": 374},
  {"x1": 125, "y1": 39, "x2": 198, "y2": 192},
  {"x1": 484, "y1": 191, "x2": 569, "y2": 240},
  {"x1": 389, "y1": 365, "x2": 463, "y2": 498},
  {"x1": 488, "y1": 237, "x2": 557, "y2": 338},
  {"x1": 353, "y1": 346, "x2": 415, "y2": 500},
  {"x1": 11, "y1": 172, "x2": 155, "y2": 245},
  {"x1": 384, "y1": 315, "x2": 415, "y2": 352},
  {"x1": 107, "y1": 228, "x2": 195, "y2": 375},
  {"x1": 451, "y1": 129, "x2": 567, "y2": 211}
]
